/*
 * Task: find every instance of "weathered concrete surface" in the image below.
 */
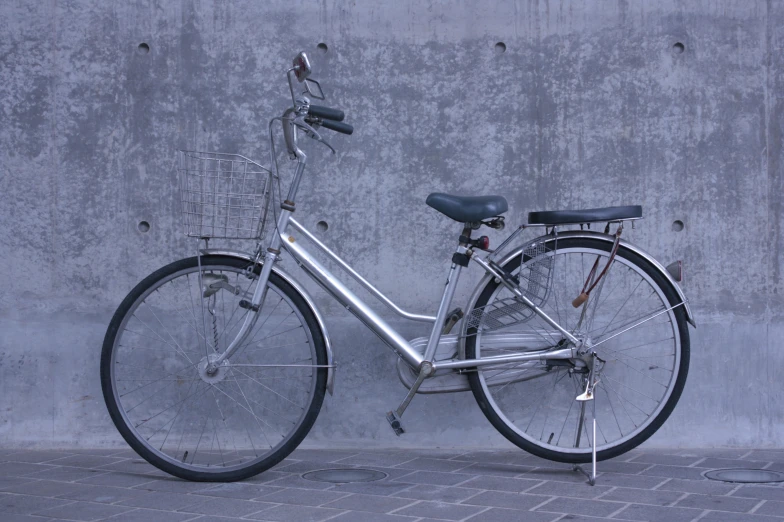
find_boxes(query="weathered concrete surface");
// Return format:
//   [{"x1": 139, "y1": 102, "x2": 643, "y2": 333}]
[{"x1": 0, "y1": 0, "x2": 782, "y2": 448}]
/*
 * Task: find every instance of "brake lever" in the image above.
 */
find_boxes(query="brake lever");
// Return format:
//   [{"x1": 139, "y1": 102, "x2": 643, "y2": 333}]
[{"x1": 294, "y1": 118, "x2": 336, "y2": 154}]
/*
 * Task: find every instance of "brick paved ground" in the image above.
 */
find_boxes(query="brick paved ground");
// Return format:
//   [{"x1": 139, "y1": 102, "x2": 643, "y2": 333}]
[{"x1": 2, "y1": 447, "x2": 784, "y2": 521}]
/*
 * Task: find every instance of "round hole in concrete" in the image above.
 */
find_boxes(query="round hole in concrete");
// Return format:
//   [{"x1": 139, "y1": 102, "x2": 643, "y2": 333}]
[
  {"x1": 317, "y1": 43, "x2": 328, "y2": 54},
  {"x1": 673, "y1": 42, "x2": 685, "y2": 54},
  {"x1": 138, "y1": 42, "x2": 150, "y2": 54},
  {"x1": 672, "y1": 220, "x2": 684, "y2": 232},
  {"x1": 316, "y1": 220, "x2": 329, "y2": 233},
  {"x1": 704, "y1": 469, "x2": 784, "y2": 484},
  {"x1": 494, "y1": 42, "x2": 507, "y2": 54},
  {"x1": 138, "y1": 221, "x2": 150, "y2": 233},
  {"x1": 302, "y1": 468, "x2": 387, "y2": 484}
]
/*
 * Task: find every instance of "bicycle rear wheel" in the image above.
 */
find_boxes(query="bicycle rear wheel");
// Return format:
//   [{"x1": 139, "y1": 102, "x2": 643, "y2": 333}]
[
  {"x1": 466, "y1": 238, "x2": 689, "y2": 463},
  {"x1": 101, "y1": 256, "x2": 327, "y2": 481}
]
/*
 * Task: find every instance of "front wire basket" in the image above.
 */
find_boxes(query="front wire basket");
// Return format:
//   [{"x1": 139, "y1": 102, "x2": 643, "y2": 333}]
[
  {"x1": 467, "y1": 235, "x2": 555, "y2": 332},
  {"x1": 177, "y1": 151, "x2": 274, "y2": 240}
]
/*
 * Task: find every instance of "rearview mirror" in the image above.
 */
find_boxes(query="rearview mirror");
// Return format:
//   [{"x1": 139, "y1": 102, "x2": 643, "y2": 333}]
[
  {"x1": 304, "y1": 78, "x2": 325, "y2": 100},
  {"x1": 293, "y1": 52, "x2": 311, "y2": 82}
]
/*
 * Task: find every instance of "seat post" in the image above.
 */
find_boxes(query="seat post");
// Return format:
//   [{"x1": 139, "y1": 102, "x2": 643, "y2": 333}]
[{"x1": 421, "y1": 224, "x2": 473, "y2": 363}]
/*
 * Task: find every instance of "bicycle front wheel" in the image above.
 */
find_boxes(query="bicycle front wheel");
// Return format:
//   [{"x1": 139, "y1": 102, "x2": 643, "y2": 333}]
[
  {"x1": 101, "y1": 256, "x2": 327, "y2": 481},
  {"x1": 466, "y1": 238, "x2": 689, "y2": 463}
]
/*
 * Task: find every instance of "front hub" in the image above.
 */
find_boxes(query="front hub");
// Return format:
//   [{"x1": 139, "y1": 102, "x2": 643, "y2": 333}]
[{"x1": 198, "y1": 355, "x2": 230, "y2": 384}]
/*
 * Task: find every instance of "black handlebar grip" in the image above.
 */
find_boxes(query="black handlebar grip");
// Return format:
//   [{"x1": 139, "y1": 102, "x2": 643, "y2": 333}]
[
  {"x1": 320, "y1": 119, "x2": 354, "y2": 135},
  {"x1": 308, "y1": 105, "x2": 345, "y2": 121}
]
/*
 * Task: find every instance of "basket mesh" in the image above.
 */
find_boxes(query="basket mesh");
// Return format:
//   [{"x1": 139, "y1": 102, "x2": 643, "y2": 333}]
[
  {"x1": 468, "y1": 237, "x2": 555, "y2": 332},
  {"x1": 177, "y1": 151, "x2": 273, "y2": 240}
]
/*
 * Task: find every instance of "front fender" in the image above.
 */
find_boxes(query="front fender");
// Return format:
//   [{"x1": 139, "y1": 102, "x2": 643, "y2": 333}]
[
  {"x1": 460, "y1": 231, "x2": 695, "y2": 358},
  {"x1": 200, "y1": 249, "x2": 335, "y2": 395}
]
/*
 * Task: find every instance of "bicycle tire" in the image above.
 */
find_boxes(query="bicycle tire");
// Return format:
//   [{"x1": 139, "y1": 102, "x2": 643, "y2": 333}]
[
  {"x1": 466, "y1": 238, "x2": 690, "y2": 463},
  {"x1": 101, "y1": 255, "x2": 327, "y2": 481}
]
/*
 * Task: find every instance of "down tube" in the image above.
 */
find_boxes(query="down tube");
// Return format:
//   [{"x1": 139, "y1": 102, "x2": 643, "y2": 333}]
[{"x1": 282, "y1": 234, "x2": 425, "y2": 369}]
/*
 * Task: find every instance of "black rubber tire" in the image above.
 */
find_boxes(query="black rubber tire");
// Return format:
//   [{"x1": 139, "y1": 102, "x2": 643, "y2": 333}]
[
  {"x1": 466, "y1": 238, "x2": 690, "y2": 463},
  {"x1": 101, "y1": 256, "x2": 328, "y2": 481}
]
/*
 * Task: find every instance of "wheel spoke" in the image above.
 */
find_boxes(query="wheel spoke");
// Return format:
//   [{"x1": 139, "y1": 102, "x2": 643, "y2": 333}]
[{"x1": 468, "y1": 239, "x2": 686, "y2": 459}]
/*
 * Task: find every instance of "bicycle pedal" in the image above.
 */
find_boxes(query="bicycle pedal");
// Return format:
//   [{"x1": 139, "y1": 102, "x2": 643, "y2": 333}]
[
  {"x1": 386, "y1": 411, "x2": 405, "y2": 436},
  {"x1": 239, "y1": 299, "x2": 259, "y2": 312}
]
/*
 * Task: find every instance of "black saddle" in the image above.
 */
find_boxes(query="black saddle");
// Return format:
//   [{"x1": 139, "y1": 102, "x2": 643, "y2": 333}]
[
  {"x1": 426, "y1": 193, "x2": 508, "y2": 223},
  {"x1": 528, "y1": 205, "x2": 642, "y2": 225}
]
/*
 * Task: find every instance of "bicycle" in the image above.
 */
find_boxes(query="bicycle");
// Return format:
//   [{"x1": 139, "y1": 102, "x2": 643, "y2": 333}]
[{"x1": 101, "y1": 51, "x2": 695, "y2": 482}]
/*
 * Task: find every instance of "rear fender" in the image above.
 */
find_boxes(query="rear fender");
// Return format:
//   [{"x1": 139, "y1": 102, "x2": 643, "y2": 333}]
[{"x1": 459, "y1": 231, "x2": 695, "y2": 358}]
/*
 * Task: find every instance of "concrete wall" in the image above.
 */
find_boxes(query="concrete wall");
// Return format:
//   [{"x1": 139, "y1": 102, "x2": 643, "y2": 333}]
[{"x1": 1, "y1": 0, "x2": 782, "y2": 449}]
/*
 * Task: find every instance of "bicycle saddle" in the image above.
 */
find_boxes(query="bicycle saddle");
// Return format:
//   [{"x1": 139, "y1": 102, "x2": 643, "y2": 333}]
[
  {"x1": 528, "y1": 205, "x2": 642, "y2": 225},
  {"x1": 426, "y1": 193, "x2": 508, "y2": 223}
]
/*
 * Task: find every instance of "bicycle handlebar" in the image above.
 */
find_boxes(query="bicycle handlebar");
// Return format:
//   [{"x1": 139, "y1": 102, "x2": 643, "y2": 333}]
[
  {"x1": 319, "y1": 119, "x2": 354, "y2": 135},
  {"x1": 308, "y1": 105, "x2": 344, "y2": 122}
]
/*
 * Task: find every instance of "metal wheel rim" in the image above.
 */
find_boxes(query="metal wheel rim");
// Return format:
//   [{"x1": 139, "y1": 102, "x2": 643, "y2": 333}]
[
  {"x1": 475, "y1": 245, "x2": 682, "y2": 455},
  {"x1": 109, "y1": 264, "x2": 318, "y2": 474}
]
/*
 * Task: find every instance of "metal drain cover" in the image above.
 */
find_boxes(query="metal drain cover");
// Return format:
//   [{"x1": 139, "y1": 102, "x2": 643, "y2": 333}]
[
  {"x1": 704, "y1": 468, "x2": 784, "y2": 484},
  {"x1": 302, "y1": 468, "x2": 387, "y2": 484}
]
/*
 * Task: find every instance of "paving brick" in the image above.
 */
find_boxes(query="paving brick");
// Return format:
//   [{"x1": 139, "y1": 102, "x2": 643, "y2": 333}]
[
  {"x1": 391, "y1": 470, "x2": 474, "y2": 487},
  {"x1": 288, "y1": 449, "x2": 360, "y2": 462},
  {"x1": 592, "y1": 473, "x2": 665, "y2": 489},
  {"x1": 0, "y1": 493, "x2": 73, "y2": 515},
  {"x1": 273, "y1": 460, "x2": 344, "y2": 473},
  {"x1": 461, "y1": 490, "x2": 552, "y2": 510},
  {"x1": 394, "y1": 500, "x2": 486, "y2": 520},
  {"x1": 613, "y1": 503, "x2": 707, "y2": 521},
  {"x1": 534, "y1": 496, "x2": 624, "y2": 517},
  {"x1": 0, "y1": 477, "x2": 37, "y2": 491},
  {"x1": 733, "y1": 485, "x2": 784, "y2": 502},
  {"x1": 135, "y1": 478, "x2": 231, "y2": 493},
  {"x1": 327, "y1": 512, "x2": 419, "y2": 522},
  {"x1": 674, "y1": 493, "x2": 760, "y2": 513},
  {"x1": 76, "y1": 472, "x2": 157, "y2": 488},
  {"x1": 465, "y1": 507, "x2": 561, "y2": 521},
  {"x1": 0, "y1": 462, "x2": 58, "y2": 477},
  {"x1": 178, "y1": 497, "x2": 276, "y2": 518},
  {"x1": 46, "y1": 455, "x2": 126, "y2": 469},
  {"x1": 193, "y1": 482, "x2": 280, "y2": 500},
  {"x1": 655, "y1": 477, "x2": 737, "y2": 495},
  {"x1": 595, "y1": 461, "x2": 652, "y2": 474},
  {"x1": 600, "y1": 487, "x2": 683, "y2": 506},
  {"x1": 392, "y1": 484, "x2": 483, "y2": 503},
  {"x1": 334, "y1": 452, "x2": 417, "y2": 468},
  {"x1": 101, "y1": 508, "x2": 195, "y2": 522},
  {"x1": 699, "y1": 511, "x2": 784, "y2": 522},
  {"x1": 27, "y1": 467, "x2": 110, "y2": 483},
  {"x1": 5, "y1": 451, "x2": 74, "y2": 464},
  {"x1": 460, "y1": 474, "x2": 543, "y2": 492},
  {"x1": 244, "y1": 504, "x2": 346, "y2": 521},
  {"x1": 94, "y1": 459, "x2": 167, "y2": 476},
  {"x1": 3, "y1": 479, "x2": 88, "y2": 498},
  {"x1": 329, "y1": 480, "x2": 413, "y2": 496},
  {"x1": 32, "y1": 500, "x2": 134, "y2": 521},
  {"x1": 260, "y1": 487, "x2": 352, "y2": 506},
  {"x1": 699, "y1": 458, "x2": 772, "y2": 469},
  {"x1": 394, "y1": 457, "x2": 473, "y2": 472},
  {"x1": 263, "y1": 473, "x2": 339, "y2": 490},
  {"x1": 522, "y1": 467, "x2": 600, "y2": 484},
  {"x1": 116, "y1": 491, "x2": 196, "y2": 511},
  {"x1": 322, "y1": 492, "x2": 416, "y2": 513},
  {"x1": 527, "y1": 480, "x2": 613, "y2": 499},
  {"x1": 457, "y1": 462, "x2": 536, "y2": 477},
  {"x1": 631, "y1": 453, "x2": 705, "y2": 467},
  {"x1": 58, "y1": 483, "x2": 149, "y2": 504},
  {"x1": 754, "y1": 499, "x2": 784, "y2": 517},
  {"x1": 640, "y1": 465, "x2": 709, "y2": 480}
]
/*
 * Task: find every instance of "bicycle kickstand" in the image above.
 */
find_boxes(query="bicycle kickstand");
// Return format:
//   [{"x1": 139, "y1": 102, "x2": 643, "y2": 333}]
[
  {"x1": 573, "y1": 354, "x2": 600, "y2": 486},
  {"x1": 386, "y1": 361, "x2": 434, "y2": 436}
]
